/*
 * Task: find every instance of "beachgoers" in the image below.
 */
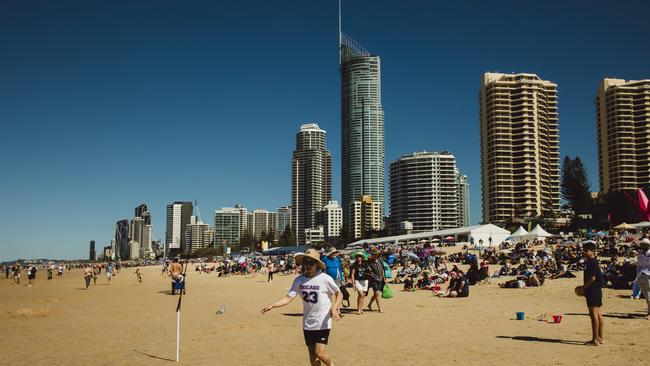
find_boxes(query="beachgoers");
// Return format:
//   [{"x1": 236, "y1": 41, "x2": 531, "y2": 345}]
[
  {"x1": 636, "y1": 238, "x2": 650, "y2": 319},
  {"x1": 349, "y1": 253, "x2": 369, "y2": 315},
  {"x1": 13, "y1": 264, "x2": 21, "y2": 284},
  {"x1": 106, "y1": 262, "x2": 114, "y2": 285},
  {"x1": 261, "y1": 249, "x2": 342, "y2": 366},
  {"x1": 267, "y1": 259, "x2": 275, "y2": 283},
  {"x1": 4, "y1": 265, "x2": 9, "y2": 279},
  {"x1": 84, "y1": 265, "x2": 93, "y2": 289},
  {"x1": 366, "y1": 250, "x2": 387, "y2": 313},
  {"x1": 47, "y1": 266, "x2": 53, "y2": 281},
  {"x1": 27, "y1": 264, "x2": 37, "y2": 287},
  {"x1": 136, "y1": 268, "x2": 143, "y2": 284},
  {"x1": 579, "y1": 240, "x2": 604, "y2": 346},
  {"x1": 170, "y1": 257, "x2": 184, "y2": 295}
]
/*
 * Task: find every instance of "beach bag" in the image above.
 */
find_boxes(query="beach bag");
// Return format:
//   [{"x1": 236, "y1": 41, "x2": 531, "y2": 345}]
[
  {"x1": 382, "y1": 261, "x2": 393, "y2": 279},
  {"x1": 382, "y1": 284, "x2": 393, "y2": 299}
]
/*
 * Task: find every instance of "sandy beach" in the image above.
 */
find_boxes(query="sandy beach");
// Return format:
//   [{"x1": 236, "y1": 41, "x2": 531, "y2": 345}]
[{"x1": 1, "y1": 265, "x2": 647, "y2": 365}]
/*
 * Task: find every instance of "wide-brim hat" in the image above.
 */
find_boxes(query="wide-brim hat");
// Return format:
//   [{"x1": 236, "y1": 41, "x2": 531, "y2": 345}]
[
  {"x1": 295, "y1": 249, "x2": 325, "y2": 270},
  {"x1": 327, "y1": 247, "x2": 339, "y2": 256}
]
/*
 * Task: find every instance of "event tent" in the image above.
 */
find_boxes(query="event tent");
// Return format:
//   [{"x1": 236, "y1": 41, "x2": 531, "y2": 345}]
[
  {"x1": 510, "y1": 226, "x2": 528, "y2": 242},
  {"x1": 345, "y1": 223, "x2": 511, "y2": 248},
  {"x1": 632, "y1": 221, "x2": 650, "y2": 229},
  {"x1": 520, "y1": 224, "x2": 553, "y2": 241},
  {"x1": 614, "y1": 222, "x2": 636, "y2": 231}
]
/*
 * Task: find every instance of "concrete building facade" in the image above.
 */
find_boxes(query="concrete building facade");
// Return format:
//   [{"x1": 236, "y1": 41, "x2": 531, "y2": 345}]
[
  {"x1": 596, "y1": 78, "x2": 650, "y2": 192},
  {"x1": 479, "y1": 72, "x2": 560, "y2": 224}
]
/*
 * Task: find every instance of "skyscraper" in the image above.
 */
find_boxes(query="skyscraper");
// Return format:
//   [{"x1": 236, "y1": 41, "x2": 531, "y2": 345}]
[
  {"x1": 276, "y1": 206, "x2": 292, "y2": 234},
  {"x1": 340, "y1": 13, "x2": 385, "y2": 234},
  {"x1": 316, "y1": 201, "x2": 343, "y2": 246},
  {"x1": 596, "y1": 78, "x2": 650, "y2": 192},
  {"x1": 389, "y1": 151, "x2": 466, "y2": 233},
  {"x1": 165, "y1": 201, "x2": 192, "y2": 255},
  {"x1": 114, "y1": 219, "x2": 129, "y2": 260},
  {"x1": 89, "y1": 240, "x2": 96, "y2": 261},
  {"x1": 247, "y1": 209, "x2": 277, "y2": 239},
  {"x1": 214, "y1": 207, "x2": 242, "y2": 247},
  {"x1": 479, "y1": 72, "x2": 560, "y2": 224},
  {"x1": 350, "y1": 195, "x2": 383, "y2": 240},
  {"x1": 457, "y1": 171, "x2": 470, "y2": 227},
  {"x1": 291, "y1": 123, "x2": 332, "y2": 244}
]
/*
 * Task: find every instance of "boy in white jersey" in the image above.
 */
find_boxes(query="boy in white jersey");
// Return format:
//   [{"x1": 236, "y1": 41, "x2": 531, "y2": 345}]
[{"x1": 261, "y1": 249, "x2": 343, "y2": 366}]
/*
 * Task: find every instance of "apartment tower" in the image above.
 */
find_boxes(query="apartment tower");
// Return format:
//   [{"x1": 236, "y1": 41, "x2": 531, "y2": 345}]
[
  {"x1": 479, "y1": 72, "x2": 560, "y2": 224},
  {"x1": 596, "y1": 78, "x2": 650, "y2": 192},
  {"x1": 291, "y1": 123, "x2": 332, "y2": 244}
]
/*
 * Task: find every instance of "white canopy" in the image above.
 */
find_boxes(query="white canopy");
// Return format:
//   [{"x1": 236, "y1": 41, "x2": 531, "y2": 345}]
[
  {"x1": 521, "y1": 224, "x2": 553, "y2": 241},
  {"x1": 632, "y1": 221, "x2": 650, "y2": 228},
  {"x1": 510, "y1": 226, "x2": 529, "y2": 243}
]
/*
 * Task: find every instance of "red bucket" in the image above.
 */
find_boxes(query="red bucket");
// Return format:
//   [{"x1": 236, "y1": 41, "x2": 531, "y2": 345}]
[{"x1": 552, "y1": 315, "x2": 563, "y2": 323}]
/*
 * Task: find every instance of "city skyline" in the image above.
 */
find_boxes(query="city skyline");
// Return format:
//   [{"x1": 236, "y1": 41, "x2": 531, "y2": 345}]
[{"x1": 1, "y1": 0, "x2": 649, "y2": 261}]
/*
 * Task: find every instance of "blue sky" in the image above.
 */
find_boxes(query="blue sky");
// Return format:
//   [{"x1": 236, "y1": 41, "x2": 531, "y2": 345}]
[{"x1": 1, "y1": 0, "x2": 648, "y2": 261}]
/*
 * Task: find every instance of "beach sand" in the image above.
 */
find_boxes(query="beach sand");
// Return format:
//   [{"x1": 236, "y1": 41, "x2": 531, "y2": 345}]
[{"x1": 1, "y1": 265, "x2": 647, "y2": 365}]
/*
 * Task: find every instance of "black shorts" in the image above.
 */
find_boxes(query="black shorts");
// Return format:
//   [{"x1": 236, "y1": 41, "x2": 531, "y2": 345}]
[
  {"x1": 369, "y1": 280, "x2": 384, "y2": 292},
  {"x1": 303, "y1": 329, "x2": 330, "y2": 346},
  {"x1": 585, "y1": 290, "x2": 602, "y2": 308}
]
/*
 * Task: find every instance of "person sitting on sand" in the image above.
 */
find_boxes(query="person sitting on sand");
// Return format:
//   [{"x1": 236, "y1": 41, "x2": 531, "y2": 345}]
[
  {"x1": 435, "y1": 271, "x2": 469, "y2": 298},
  {"x1": 417, "y1": 272, "x2": 432, "y2": 290},
  {"x1": 403, "y1": 275, "x2": 415, "y2": 291}
]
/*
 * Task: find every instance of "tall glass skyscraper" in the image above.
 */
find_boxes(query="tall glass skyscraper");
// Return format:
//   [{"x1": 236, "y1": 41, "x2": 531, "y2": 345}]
[{"x1": 340, "y1": 24, "x2": 385, "y2": 234}]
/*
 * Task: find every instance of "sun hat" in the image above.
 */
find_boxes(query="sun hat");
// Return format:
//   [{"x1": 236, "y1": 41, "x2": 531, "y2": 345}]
[
  {"x1": 640, "y1": 238, "x2": 650, "y2": 245},
  {"x1": 295, "y1": 249, "x2": 325, "y2": 270},
  {"x1": 326, "y1": 247, "x2": 339, "y2": 256}
]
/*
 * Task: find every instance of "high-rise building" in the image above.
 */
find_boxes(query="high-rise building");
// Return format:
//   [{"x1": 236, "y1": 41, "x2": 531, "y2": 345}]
[
  {"x1": 142, "y1": 224, "x2": 153, "y2": 258},
  {"x1": 457, "y1": 171, "x2": 470, "y2": 227},
  {"x1": 304, "y1": 226, "x2": 325, "y2": 244},
  {"x1": 135, "y1": 203, "x2": 151, "y2": 225},
  {"x1": 130, "y1": 216, "x2": 145, "y2": 248},
  {"x1": 214, "y1": 207, "x2": 242, "y2": 247},
  {"x1": 129, "y1": 240, "x2": 140, "y2": 260},
  {"x1": 291, "y1": 124, "x2": 332, "y2": 244},
  {"x1": 248, "y1": 209, "x2": 277, "y2": 239},
  {"x1": 596, "y1": 78, "x2": 650, "y2": 192},
  {"x1": 389, "y1": 151, "x2": 466, "y2": 233},
  {"x1": 233, "y1": 204, "x2": 248, "y2": 238},
  {"x1": 479, "y1": 72, "x2": 560, "y2": 224},
  {"x1": 114, "y1": 219, "x2": 129, "y2": 260},
  {"x1": 185, "y1": 220, "x2": 210, "y2": 254},
  {"x1": 350, "y1": 195, "x2": 383, "y2": 240},
  {"x1": 316, "y1": 201, "x2": 343, "y2": 246},
  {"x1": 276, "y1": 206, "x2": 292, "y2": 234},
  {"x1": 340, "y1": 21, "x2": 385, "y2": 235},
  {"x1": 165, "y1": 201, "x2": 193, "y2": 254},
  {"x1": 89, "y1": 240, "x2": 96, "y2": 261}
]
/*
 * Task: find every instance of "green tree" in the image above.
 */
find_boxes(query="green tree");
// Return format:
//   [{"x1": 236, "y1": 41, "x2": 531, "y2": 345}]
[
  {"x1": 277, "y1": 226, "x2": 295, "y2": 246},
  {"x1": 561, "y1": 156, "x2": 592, "y2": 215}
]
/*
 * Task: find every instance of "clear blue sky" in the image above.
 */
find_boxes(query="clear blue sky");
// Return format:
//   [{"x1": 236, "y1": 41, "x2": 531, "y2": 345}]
[{"x1": 1, "y1": 0, "x2": 648, "y2": 261}]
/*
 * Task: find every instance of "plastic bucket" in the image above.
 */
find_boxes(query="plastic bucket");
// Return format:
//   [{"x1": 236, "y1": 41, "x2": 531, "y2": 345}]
[
  {"x1": 552, "y1": 315, "x2": 563, "y2": 323},
  {"x1": 516, "y1": 312, "x2": 525, "y2": 320}
]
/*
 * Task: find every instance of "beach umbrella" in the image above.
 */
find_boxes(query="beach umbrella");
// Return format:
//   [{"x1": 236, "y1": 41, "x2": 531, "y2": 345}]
[
  {"x1": 444, "y1": 236, "x2": 455, "y2": 241},
  {"x1": 401, "y1": 251, "x2": 419, "y2": 259},
  {"x1": 613, "y1": 222, "x2": 636, "y2": 230},
  {"x1": 350, "y1": 250, "x2": 368, "y2": 259}
]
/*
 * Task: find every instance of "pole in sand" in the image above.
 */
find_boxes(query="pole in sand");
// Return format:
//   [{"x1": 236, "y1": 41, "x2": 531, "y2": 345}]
[{"x1": 175, "y1": 254, "x2": 188, "y2": 362}]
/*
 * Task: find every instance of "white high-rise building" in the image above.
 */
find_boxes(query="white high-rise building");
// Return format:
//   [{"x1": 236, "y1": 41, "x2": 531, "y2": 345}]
[
  {"x1": 214, "y1": 207, "x2": 241, "y2": 246},
  {"x1": 165, "y1": 201, "x2": 193, "y2": 253},
  {"x1": 233, "y1": 204, "x2": 248, "y2": 238},
  {"x1": 389, "y1": 151, "x2": 467, "y2": 233},
  {"x1": 316, "y1": 201, "x2": 343, "y2": 244},
  {"x1": 247, "y1": 209, "x2": 277, "y2": 239},
  {"x1": 457, "y1": 172, "x2": 470, "y2": 227},
  {"x1": 185, "y1": 220, "x2": 210, "y2": 253},
  {"x1": 276, "y1": 206, "x2": 292, "y2": 234}
]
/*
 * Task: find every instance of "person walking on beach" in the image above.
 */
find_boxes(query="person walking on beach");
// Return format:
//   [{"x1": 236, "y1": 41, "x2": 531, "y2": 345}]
[
  {"x1": 135, "y1": 268, "x2": 143, "y2": 284},
  {"x1": 349, "y1": 253, "x2": 369, "y2": 315},
  {"x1": 261, "y1": 249, "x2": 342, "y2": 366},
  {"x1": 4, "y1": 265, "x2": 9, "y2": 279},
  {"x1": 106, "y1": 262, "x2": 114, "y2": 285},
  {"x1": 579, "y1": 240, "x2": 604, "y2": 345},
  {"x1": 267, "y1": 259, "x2": 275, "y2": 283},
  {"x1": 13, "y1": 264, "x2": 21, "y2": 285},
  {"x1": 366, "y1": 250, "x2": 386, "y2": 313},
  {"x1": 47, "y1": 266, "x2": 53, "y2": 281},
  {"x1": 27, "y1": 264, "x2": 37, "y2": 287},
  {"x1": 93, "y1": 265, "x2": 99, "y2": 285},
  {"x1": 84, "y1": 265, "x2": 93, "y2": 289},
  {"x1": 636, "y1": 238, "x2": 650, "y2": 320}
]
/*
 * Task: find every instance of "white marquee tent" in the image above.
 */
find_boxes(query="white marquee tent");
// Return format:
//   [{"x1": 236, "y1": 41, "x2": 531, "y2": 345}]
[
  {"x1": 520, "y1": 224, "x2": 553, "y2": 241},
  {"x1": 510, "y1": 226, "x2": 528, "y2": 242}
]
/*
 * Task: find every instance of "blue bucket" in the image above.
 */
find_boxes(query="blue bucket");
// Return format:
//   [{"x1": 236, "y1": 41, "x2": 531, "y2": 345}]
[{"x1": 516, "y1": 312, "x2": 525, "y2": 320}]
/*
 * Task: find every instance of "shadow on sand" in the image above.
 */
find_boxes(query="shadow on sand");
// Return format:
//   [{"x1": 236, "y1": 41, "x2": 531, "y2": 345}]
[
  {"x1": 496, "y1": 335, "x2": 585, "y2": 346},
  {"x1": 133, "y1": 349, "x2": 175, "y2": 362},
  {"x1": 564, "y1": 312, "x2": 646, "y2": 319}
]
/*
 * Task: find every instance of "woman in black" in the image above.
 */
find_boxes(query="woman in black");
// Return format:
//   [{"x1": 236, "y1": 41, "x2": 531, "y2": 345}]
[{"x1": 580, "y1": 241, "x2": 604, "y2": 346}]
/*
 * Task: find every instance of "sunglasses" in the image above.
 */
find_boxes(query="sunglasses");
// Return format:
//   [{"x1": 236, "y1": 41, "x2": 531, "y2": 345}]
[{"x1": 303, "y1": 258, "x2": 317, "y2": 266}]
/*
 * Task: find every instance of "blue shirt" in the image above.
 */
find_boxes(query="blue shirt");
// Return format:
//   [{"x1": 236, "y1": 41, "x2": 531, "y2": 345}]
[{"x1": 321, "y1": 255, "x2": 342, "y2": 283}]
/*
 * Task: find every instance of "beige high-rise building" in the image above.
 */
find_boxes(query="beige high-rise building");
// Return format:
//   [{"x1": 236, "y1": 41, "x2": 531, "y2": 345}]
[
  {"x1": 479, "y1": 72, "x2": 560, "y2": 224},
  {"x1": 350, "y1": 195, "x2": 383, "y2": 240},
  {"x1": 596, "y1": 78, "x2": 650, "y2": 192}
]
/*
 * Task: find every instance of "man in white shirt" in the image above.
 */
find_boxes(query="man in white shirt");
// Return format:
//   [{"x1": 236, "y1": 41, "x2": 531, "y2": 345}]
[
  {"x1": 262, "y1": 249, "x2": 342, "y2": 366},
  {"x1": 637, "y1": 238, "x2": 650, "y2": 320}
]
